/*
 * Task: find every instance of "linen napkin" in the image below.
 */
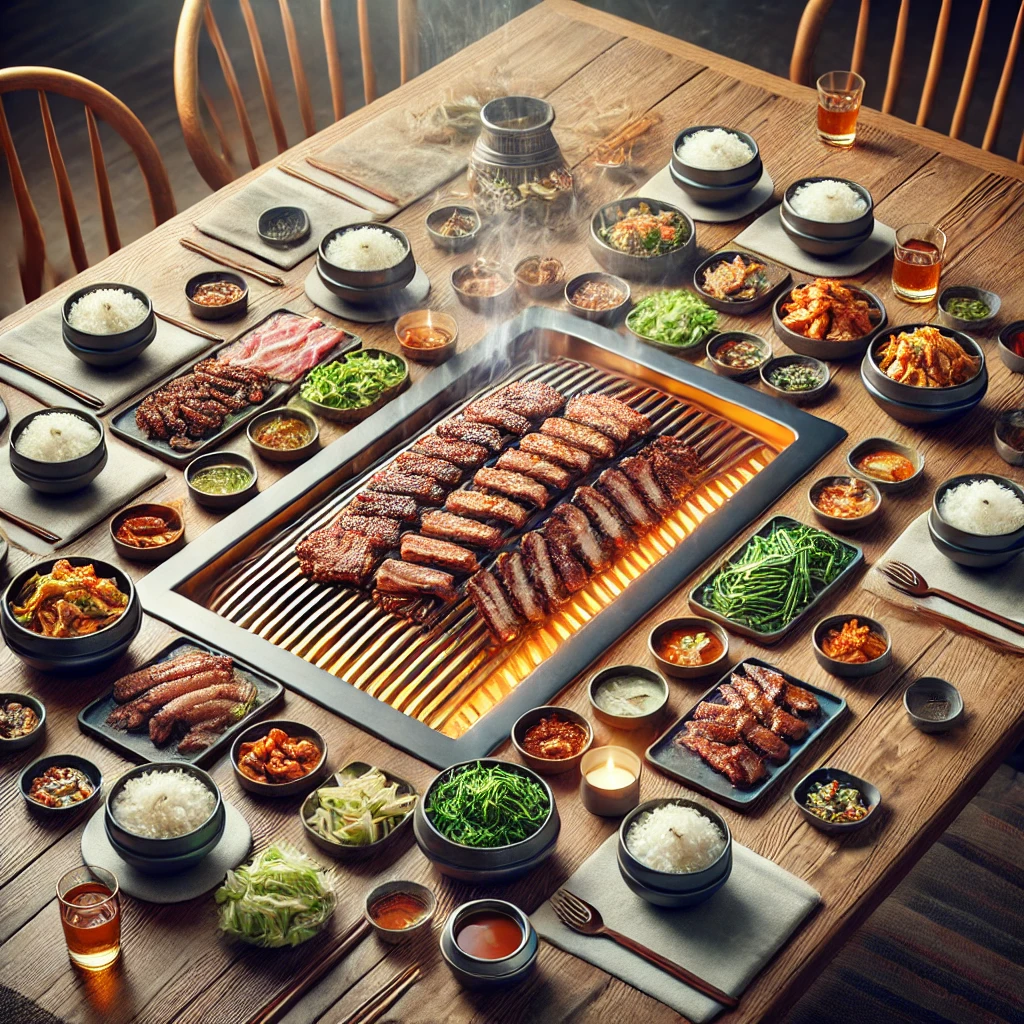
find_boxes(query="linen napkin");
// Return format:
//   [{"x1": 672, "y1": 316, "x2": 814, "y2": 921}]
[
  {"x1": 863, "y1": 511, "x2": 1024, "y2": 653},
  {"x1": 733, "y1": 205, "x2": 895, "y2": 277},
  {"x1": 639, "y1": 163, "x2": 775, "y2": 224},
  {"x1": 196, "y1": 168, "x2": 372, "y2": 270},
  {"x1": 0, "y1": 440, "x2": 165, "y2": 553},
  {"x1": 532, "y1": 833, "x2": 820, "y2": 1023},
  {"x1": 0, "y1": 306, "x2": 212, "y2": 414}
]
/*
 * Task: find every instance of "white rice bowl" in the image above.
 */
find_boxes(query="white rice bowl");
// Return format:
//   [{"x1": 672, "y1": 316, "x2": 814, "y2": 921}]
[
  {"x1": 676, "y1": 128, "x2": 755, "y2": 171},
  {"x1": 625, "y1": 802, "x2": 726, "y2": 873},
  {"x1": 67, "y1": 287, "x2": 149, "y2": 335},
  {"x1": 789, "y1": 179, "x2": 868, "y2": 223},
  {"x1": 324, "y1": 227, "x2": 407, "y2": 271},
  {"x1": 112, "y1": 768, "x2": 216, "y2": 839}
]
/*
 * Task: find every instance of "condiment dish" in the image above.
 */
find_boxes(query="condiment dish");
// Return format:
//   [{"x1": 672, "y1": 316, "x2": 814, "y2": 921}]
[
  {"x1": 394, "y1": 309, "x2": 458, "y2": 365},
  {"x1": 62, "y1": 319, "x2": 156, "y2": 367},
  {"x1": 807, "y1": 475, "x2": 882, "y2": 533},
  {"x1": 671, "y1": 125, "x2": 761, "y2": 187},
  {"x1": 859, "y1": 365, "x2": 986, "y2": 426},
  {"x1": 246, "y1": 407, "x2": 320, "y2": 463},
  {"x1": 510, "y1": 705, "x2": 593, "y2": 775},
  {"x1": 185, "y1": 451, "x2": 258, "y2": 511},
  {"x1": 931, "y1": 473, "x2": 1024, "y2": 551},
  {"x1": 781, "y1": 176, "x2": 874, "y2": 240},
  {"x1": 317, "y1": 223, "x2": 414, "y2": 290},
  {"x1": 903, "y1": 677, "x2": 964, "y2": 733},
  {"x1": 564, "y1": 271, "x2": 630, "y2": 324},
  {"x1": 364, "y1": 879, "x2": 436, "y2": 944},
  {"x1": 514, "y1": 255, "x2": 565, "y2": 300},
  {"x1": 61, "y1": 282, "x2": 154, "y2": 351},
  {"x1": 759, "y1": 354, "x2": 830, "y2": 405},
  {"x1": 0, "y1": 691, "x2": 46, "y2": 752},
  {"x1": 693, "y1": 249, "x2": 790, "y2": 315},
  {"x1": 588, "y1": 664, "x2": 668, "y2": 730},
  {"x1": 440, "y1": 899, "x2": 538, "y2": 989},
  {"x1": 300, "y1": 349, "x2": 409, "y2": 424},
  {"x1": 846, "y1": 437, "x2": 924, "y2": 493},
  {"x1": 937, "y1": 286, "x2": 999, "y2": 333},
  {"x1": 19, "y1": 753, "x2": 102, "y2": 820},
  {"x1": 185, "y1": 271, "x2": 248, "y2": 320},
  {"x1": 109, "y1": 501, "x2": 186, "y2": 562},
  {"x1": 588, "y1": 196, "x2": 696, "y2": 281},
  {"x1": 450, "y1": 260, "x2": 515, "y2": 315},
  {"x1": 997, "y1": 320, "x2": 1024, "y2": 374},
  {"x1": 229, "y1": 719, "x2": 328, "y2": 798},
  {"x1": 425, "y1": 204, "x2": 481, "y2": 253},
  {"x1": 9, "y1": 407, "x2": 107, "y2": 495},
  {"x1": 258, "y1": 205, "x2": 310, "y2": 248},
  {"x1": 705, "y1": 332, "x2": 772, "y2": 382},
  {"x1": 771, "y1": 284, "x2": 886, "y2": 361},
  {"x1": 791, "y1": 767, "x2": 880, "y2": 834},
  {"x1": 993, "y1": 408, "x2": 1024, "y2": 467},
  {"x1": 926, "y1": 512, "x2": 1024, "y2": 568},
  {"x1": 811, "y1": 613, "x2": 892, "y2": 678},
  {"x1": 648, "y1": 616, "x2": 729, "y2": 680}
]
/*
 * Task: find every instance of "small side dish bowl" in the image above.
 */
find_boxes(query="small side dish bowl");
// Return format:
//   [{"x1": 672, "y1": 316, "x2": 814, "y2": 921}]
[
  {"x1": 510, "y1": 705, "x2": 593, "y2": 776},
  {"x1": 61, "y1": 282, "x2": 154, "y2": 351},
  {"x1": 0, "y1": 691, "x2": 46, "y2": 752},
  {"x1": 258, "y1": 205, "x2": 310, "y2": 248},
  {"x1": 771, "y1": 283, "x2": 886, "y2": 361},
  {"x1": 588, "y1": 196, "x2": 696, "y2": 282},
  {"x1": 564, "y1": 272, "x2": 630, "y2": 324},
  {"x1": 230, "y1": 719, "x2": 328, "y2": 798},
  {"x1": 185, "y1": 271, "x2": 249, "y2": 321},
  {"x1": 860, "y1": 366, "x2": 987, "y2": 426},
  {"x1": 997, "y1": 320, "x2": 1024, "y2": 374},
  {"x1": 994, "y1": 408, "x2": 1024, "y2": 467},
  {"x1": 451, "y1": 260, "x2": 515, "y2": 315},
  {"x1": 693, "y1": 250, "x2": 789, "y2": 315},
  {"x1": 706, "y1": 332, "x2": 772, "y2": 381},
  {"x1": 109, "y1": 501, "x2": 186, "y2": 562},
  {"x1": 648, "y1": 616, "x2": 729, "y2": 680},
  {"x1": 670, "y1": 125, "x2": 761, "y2": 187},
  {"x1": 318, "y1": 223, "x2": 414, "y2": 290},
  {"x1": 812, "y1": 613, "x2": 892, "y2": 678},
  {"x1": 20, "y1": 753, "x2": 102, "y2": 819},
  {"x1": 846, "y1": 437, "x2": 924, "y2": 493},
  {"x1": 807, "y1": 475, "x2": 882, "y2": 533},
  {"x1": 791, "y1": 767, "x2": 880, "y2": 834},
  {"x1": 931, "y1": 473, "x2": 1024, "y2": 552},
  {"x1": 760, "y1": 354, "x2": 830, "y2": 405},
  {"x1": 185, "y1": 451, "x2": 258, "y2": 511},
  {"x1": 364, "y1": 879, "x2": 437, "y2": 944},
  {"x1": 9, "y1": 407, "x2": 107, "y2": 495},
  {"x1": 440, "y1": 899, "x2": 539, "y2": 989},
  {"x1": 300, "y1": 349, "x2": 409, "y2": 424},
  {"x1": 588, "y1": 665, "x2": 668, "y2": 730},
  {"x1": 904, "y1": 677, "x2": 964, "y2": 733},
  {"x1": 394, "y1": 309, "x2": 458, "y2": 365},
  {"x1": 514, "y1": 255, "x2": 565, "y2": 300},
  {"x1": 937, "y1": 286, "x2": 999, "y2": 333},
  {"x1": 246, "y1": 408, "x2": 320, "y2": 463},
  {"x1": 781, "y1": 176, "x2": 874, "y2": 240},
  {"x1": 425, "y1": 204, "x2": 481, "y2": 253}
]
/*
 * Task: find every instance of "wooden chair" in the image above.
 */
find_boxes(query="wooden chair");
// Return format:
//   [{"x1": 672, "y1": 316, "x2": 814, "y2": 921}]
[
  {"x1": 0, "y1": 67, "x2": 176, "y2": 305},
  {"x1": 175, "y1": 0, "x2": 420, "y2": 191},
  {"x1": 791, "y1": 0, "x2": 1024, "y2": 162}
]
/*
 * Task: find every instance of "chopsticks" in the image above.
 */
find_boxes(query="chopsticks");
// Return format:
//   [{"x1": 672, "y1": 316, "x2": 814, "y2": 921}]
[
  {"x1": 305, "y1": 157, "x2": 401, "y2": 206},
  {"x1": 335, "y1": 964, "x2": 422, "y2": 1024},
  {"x1": 0, "y1": 352, "x2": 104, "y2": 410},
  {"x1": 0, "y1": 507, "x2": 60, "y2": 544},
  {"x1": 154, "y1": 309, "x2": 223, "y2": 345},
  {"x1": 179, "y1": 238, "x2": 284, "y2": 287},
  {"x1": 280, "y1": 165, "x2": 373, "y2": 210},
  {"x1": 245, "y1": 918, "x2": 371, "y2": 1024}
]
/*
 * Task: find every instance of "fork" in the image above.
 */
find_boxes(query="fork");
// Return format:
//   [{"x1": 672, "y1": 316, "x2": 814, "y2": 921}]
[
  {"x1": 550, "y1": 889, "x2": 738, "y2": 1008},
  {"x1": 880, "y1": 560, "x2": 1024, "y2": 638}
]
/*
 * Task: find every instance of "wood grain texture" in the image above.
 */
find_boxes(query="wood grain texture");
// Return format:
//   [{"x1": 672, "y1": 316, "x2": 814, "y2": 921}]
[{"x1": 2, "y1": 3, "x2": 1024, "y2": 1022}]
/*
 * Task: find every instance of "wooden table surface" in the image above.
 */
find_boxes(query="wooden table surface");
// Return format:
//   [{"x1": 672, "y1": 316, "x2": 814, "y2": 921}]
[{"x1": 2, "y1": 3, "x2": 1023, "y2": 1022}]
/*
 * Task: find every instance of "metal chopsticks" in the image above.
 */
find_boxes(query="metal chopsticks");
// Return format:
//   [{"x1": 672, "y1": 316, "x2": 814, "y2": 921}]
[
  {"x1": 179, "y1": 238, "x2": 284, "y2": 287},
  {"x1": 154, "y1": 309, "x2": 223, "y2": 344},
  {"x1": 335, "y1": 964, "x2": 422, "y2": 1024},
  {"x1": 0, "y1": 352, "x2": 104, "y2": 409},
  {"x1": 0, "y1": 507, "x2": 61, "y2": 544}
]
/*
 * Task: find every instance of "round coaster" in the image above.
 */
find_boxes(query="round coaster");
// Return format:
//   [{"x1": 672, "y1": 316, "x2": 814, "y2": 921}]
[
  {"x1": 304, "y1": 264, "x2": 431, "y2": 323},
  {"x1": 0, "y1": 394, "x2": 8, "y2": 435},
  {"x1": 639, "y1": 163, "x2": 775, "y2": 224},
  {"x1": 81, "y1": 800, "x2": 252, "y2": 904}
]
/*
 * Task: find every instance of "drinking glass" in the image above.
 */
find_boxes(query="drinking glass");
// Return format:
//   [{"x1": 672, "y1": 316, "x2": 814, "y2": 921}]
[
  {"x1": 817, "y1": 71, "x2": 865, "y2": 147},
  {"x1": 891, "y1": 224, "x2": 946, "y2": 303},
  {"x1": 57, "y1": 865, "x2": 121, "y2": 971}
]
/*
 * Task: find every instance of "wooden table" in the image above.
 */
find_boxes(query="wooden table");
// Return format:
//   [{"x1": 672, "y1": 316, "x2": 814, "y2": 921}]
[{"x1": 2, "y1": 3, "x2": 1023, "y2": 1021}]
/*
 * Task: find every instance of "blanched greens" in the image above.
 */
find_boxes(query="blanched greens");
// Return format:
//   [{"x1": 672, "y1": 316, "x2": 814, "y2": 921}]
[
  {"x1": 300, "y1": 352, "x2": 405, "y2": 410},
  {"x1": 303, "y1": 766, "x2": 417, "y2": 847},
  {"x1": 626, "y1": 290, "x2": 718, "y2": 349}
]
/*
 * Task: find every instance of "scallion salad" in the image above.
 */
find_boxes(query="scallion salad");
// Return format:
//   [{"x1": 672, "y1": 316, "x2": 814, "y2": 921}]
[
  {"x1": 300, "y1": 351, "x2": 405, "y2": 410},
  {"x1": 626, "y1": 290, "x2": 718, "y2": 349}
]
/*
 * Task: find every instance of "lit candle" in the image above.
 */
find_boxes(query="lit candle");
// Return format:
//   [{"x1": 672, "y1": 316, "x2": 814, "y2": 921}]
[
  {"x1": 579, "y1": 746, "x2": 642, "y2": 817},
  {"x1": 585, "y1": 756, "x2": 636, "y2": 791}
]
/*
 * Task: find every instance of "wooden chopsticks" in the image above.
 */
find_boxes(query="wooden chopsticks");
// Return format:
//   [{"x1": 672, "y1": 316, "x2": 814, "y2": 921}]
[
  {"x1": 180, "y1": 238, "x2": 284, "y2": 287},
  {"x1": 279, "y1": 164, "x2": 374, "y2": 210},
  {"x1": 335, "y1": 964, "x2": 422, "y2": 1024},
  {"x1": 0, "y1": 352, "x2": 104, "y2": 409},
  {"x1": 154, "y1": 309, "x2": 222, "y2": 344},
  {"x1": 0, "y1": 507, "x2": 60, "y2": 544},
  {"x1": 305, "y1": 156, "x2": 401, "y2": 206}
]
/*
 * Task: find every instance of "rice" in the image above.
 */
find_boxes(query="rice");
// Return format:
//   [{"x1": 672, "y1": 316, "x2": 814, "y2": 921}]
[
  {"x1": 67, "y1": 287, "x2": 148, "y2": 334},
  {"x1": 626, "y1": 803, "x2": 725, "y2": 873},
  {"x1": 938, "y1": 478, "x2": 1024, "y2": 536},
  {"x1": 324, "y1": 227, "x2": 407, "y2": 271},
  {"x1": 789, "y1": 179, "x2": 868, "y2": 222},
  {"x1": 112, "y1": 768, "x2": 216, "y2": 839},
  {"x1": 676, "y1": 128, "x2": 754, "y2": 170},
  {"x1": 15, "y1": 411, "x2": 100, "y2": 462}
]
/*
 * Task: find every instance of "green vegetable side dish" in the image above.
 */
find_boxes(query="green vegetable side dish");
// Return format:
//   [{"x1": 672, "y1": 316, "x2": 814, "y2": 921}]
[
  {"x1": 942, "y1": 296, "x2": 990, "y2": 321},
  {"x1": 804, "y1": 779, "x2": 870, "y2": 824},
  {"x1": 190, "y1": 464, "x2": 253, "y2": 495},
  {"x1": 304, "y1": 766, "x2": 418, "y2": 847},
  {"x1": 426, "y1": 762, "x2": 550, "y2": 848},
  {"x1": 215, "y1": 841, "x2": 337, "y2": 947},
  {"x1": 626, "y1": 290, "x2": 718, "y2": 349},
  {"x1": 768, "y1": 363, "x2": 823, "y2": 392},
  {"x1": 300, "y1": 352, "x2": 406, "y2": 410},
  {"x1": 700, "y1": 521, "x2": 857, "y2": 635}
]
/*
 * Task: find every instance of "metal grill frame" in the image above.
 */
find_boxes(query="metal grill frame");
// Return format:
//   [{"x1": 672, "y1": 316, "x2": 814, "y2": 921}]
[{"x1": 138, "y1": 309, "x2": 846, "y2": 767}]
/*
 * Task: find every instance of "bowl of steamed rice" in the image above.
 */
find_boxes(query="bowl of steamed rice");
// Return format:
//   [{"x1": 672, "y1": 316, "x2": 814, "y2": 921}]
[
  {"x1": 931, "y1": 473, "x2": 1024, "y2": 553},
  {"x1": 317, "y1": 224, "x2": 415, "y2": 292},
  {"x1": 781, "y1": 177, "x2": 874, "y2": 242},
  {"x1": 671, "y1": 125, "x2": 761, "y2": 188},
  {"x1": 61, "y1": 283, "x2": 154, "y2": 351},
  {"x1": 618, "y1": 798, "x2": 732, "y2": 903},
  {"x1": 105, "y1": 763, "x2": 224, "y2": 866},
  {"x1": 9, "y1": 408, "x2": 107, "y2": 493}
]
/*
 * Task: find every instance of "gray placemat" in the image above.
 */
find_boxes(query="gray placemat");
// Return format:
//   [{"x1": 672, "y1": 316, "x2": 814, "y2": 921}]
[
  {"x1": 640, "y1": 163, "x2": 775, "y2": 224},
  {"x1": 863, "y1": 511, "x2": 1024, "y2": 653},
  {"x1": 304, "y1": 265, "x2": 431, "y2": 324},
  {"x1": 0, "y1": 306, "x2": 212, "y2": 414},
  {"x1": 0, "y1": 439, "x2": 165, "y2": 553},
  {"x1": 196, "y1": 168, "x2": 372, "y2": 270},
  {"x1": 733, "y1": 205, "x2": 895, "y2": 277},
  {"x1": 81, "y1": 801, "x2": 251, "y2": 904},
  {"x1": 532, "y1": 833, "x2": 820, "y2": 1023}
]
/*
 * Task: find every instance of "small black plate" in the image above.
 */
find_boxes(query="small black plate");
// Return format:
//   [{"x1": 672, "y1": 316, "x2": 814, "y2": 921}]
[
  {"x1": 692, "y1": 249, "x2": 791, "y2": 314},
  {"x1": 645, "y1": 657, "x2": 847, "y2": 810},
  {"x1": 78, "y1": 637, "x2": 283, "y2": 768}
]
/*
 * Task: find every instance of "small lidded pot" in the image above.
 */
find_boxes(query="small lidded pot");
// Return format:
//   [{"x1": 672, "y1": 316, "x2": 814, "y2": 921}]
[
  {"x1": 364, "y1": 880, "x2": 436, "y2": 944},
  {"x1": 440, "y1": 898, "x2": 538, "y2": 989}
]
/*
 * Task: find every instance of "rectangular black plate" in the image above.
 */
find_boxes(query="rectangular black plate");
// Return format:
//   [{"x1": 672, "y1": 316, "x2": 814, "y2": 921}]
[
  {"x1": 78, "y1": 637, "x2": 284, "y2": 767},
  {"x1": 645, "y1": 657, "x2": 847, "y2": 810},
  {"x1": 688, "y1": 514, "x2": 862, "y2": 644},
  {"x1": 109, "y1": 309, "x2": 360, "y2": 466},
  {"x1": 693, "y1": 249, "x2": 792, "y2": 314}
]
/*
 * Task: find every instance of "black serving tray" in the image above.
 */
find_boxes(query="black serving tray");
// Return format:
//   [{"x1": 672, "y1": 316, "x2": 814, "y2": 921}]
[
  {"x1": 645, "y1": 657, "x2": 846, "y2": 810},
  {"x1": 78, "y1": 637, "x2": 283, "y2": 767},
  {"x1": 109, "y1": 309, "x2": 359, "y2": 466},
  {"x1": 688, "y1": 514, "x2": 862, "y2": 644},
  {"x1": 692, "y1": 249, "x2": 792, "y2": 315}
]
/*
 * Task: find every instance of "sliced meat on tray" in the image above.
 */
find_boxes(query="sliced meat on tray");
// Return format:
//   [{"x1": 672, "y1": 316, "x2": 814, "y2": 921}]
[
  {"x1": 399, "y1": 534, "x2": 479, "y2": 574},
  {"x1": 393, "y1": 451, "x2": 462, "y2": 486},
  {"x1": 542, "y1": 521, "x2": 590, "y2": 592},
  {"x1": 297, "y1": 529, "x2": 377, "y2": 585},
  {"x1": 722, "y1": 678, "x2": 810, "y2": 742},
  {"x1": 467, "y1": 569, "x2": 523, "y2": 643},
  {"x1": 597, "y1": 469, "x2": 659, "y2": 530},
  {"x1": 743, "y1": 662, "x2": 820, "y2": 714},
  {"x1": 113, "y1": 651, "x2": 231, "y2": 702},
  {"x1": 547, "y1": 503, "x2": 612, "y2": 572},
  {"x1": 420, "y1": 511, "x2": 504, "y2": 550},
  {"x1": 435, "y1": 419, "x2": 504, "y2": 451},
  {"x1": 521, "y1": 532, "x2": 569, "y2": 612},
  {"x1": 621, "y1": 453, "x2": 675, "y2": 514},
  {"x1": 368, "y1": 469, "x2": 447, "y2": 504},
  {"x1": 351, "y1": 492, "x2": 421, "y2": 522},
  {"x1": 495, "y1": 448, "x2": 573, "y2": 490},
  {"x1": 539, "y1": 417, "x2": 618, "y2": 458},
  {"x1": 374, "y1": 559, "x2": 457, "y2": 601},
  {"x1": 336, "y1": 515, "x2": 402, "y2": 551},
  {"x1": 148, "y1": 681, "x2": 256, "y2": 744},
  {"x1": 689, "y1": 704, "x2": 790, "y2": 763},
  {"x1": 677, "y1": 728, "x2": 767, "y2": 787},
  {"x1": 517, "y1": 433, "x2": 593, "y2": 474},
  {"x1": 565, "y1": 394, "x2": 651, "y2": 439},
  {"x1": 106, "y1": 665, "x2": 235, "y2": 731},
  {"x1": 445, "y1": 489, "x2": 529, "y2": 529},
  {"x1": 474, "y1": 467, "x2": 551, "y2": 509},
  {"x1": 573, "y1": 485, "x2": 634, "y2": 549},
  {"x1": 411, "y1": 436, "x2": 491, "y2": 469},
  {"x1": 495, "y1": 552, "x2": 546, "y2": 623}
]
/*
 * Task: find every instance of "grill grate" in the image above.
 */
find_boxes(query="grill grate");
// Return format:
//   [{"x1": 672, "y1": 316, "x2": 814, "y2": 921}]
[{"x1": 206, "y1": 356, "x2": 776, "y2": 737}]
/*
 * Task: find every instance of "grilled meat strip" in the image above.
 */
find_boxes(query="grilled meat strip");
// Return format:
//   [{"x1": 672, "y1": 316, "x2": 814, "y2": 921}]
[
  {"x1": 474, "y1": 467, "x2": 550, "y2": 509},
  {"x1": 351, "y1": 492, "x2": 420, "y2": 522},
  {"x1": 566, "y1": 394, "x2": 651, "y2": 438},
  {"x1": 647, "y1": 436, "x2": 704, "y2": 501},
  {"x1": 724, "y1": 677, "x2": 810, "y2": 742},
  {"x1": 149, "y1": 681, "x2": 255, "y2": 744},
  {"x1": 542, "y1": 520, "x2": 589, "y2": 592},
  {"x1": 445, "y1": 489, "x2": 529, "y2": 528},
  {"x1": 572, "y1": 485, "x2": 634, "y2": 549},
  {"x1": 495, "y1": 552, "x2": 546, "y2": 622},
  {"x1": 393, "y1": 451, "x2": 462, "y2": 486},
  {"x1": 420, "y1": 511, "x2": 504, "y2": 550},
  {"x1": 539, "y1": 417, "x2": 618, "y2": 458},
  {"x1": 691, "y1": 703, "x2": 790, "y2": 763},
  {"x1": 678, "y1": 728, "x2": 767, "y2": 787},
  {"x1": 467, "y1": 569, "x2": 523, "y2": 643},
  {"x1": 179, "y1": 726, "x2": 232, "y2": 754},
  {"x1": 466, "y1": 381, "x2": 565, "y2": 436},
  {"x1": 399, "y1": 534, "x2": 479, "y2": 574},
  {"x1": 548, "y1": 503, "x2": 612, "y2": 572},
  {"x1": 375, "y1": 559, "x2": 457, "y2": 601},
  {"x1": 336, "y1": 515, "x2": 402, "y2": 551},
  {"x1": 106, "y1": 667, "x2": 235, "y2": 731},
  {"x1": 113, "y1": 651, "x2": 230, "y2": 702},
  {"x1": 435, "y1": 419, "x2": 504, "y2": 451},
  {"x1": 518, "y1": 433, "x2": 593, "y2": 474},
  {"x1": 496, "y1": 448, "x2": 573, "y2": 490},
  {"x1": 368, "y1": 469, "x2": 447, "y2": 504},
  {"x1": 621, "y1": 453, "x2": 675, "y2": 514},
  {"x1": 743, "y1": 662, "x2": 819, "y2": 714},
  {"x1": 562, "y1": 403, "x2": 631, "y2": 444},
  {"x1": 297, "y1": 529, "x2": 377, "y2": 585},
  {"x1": 521, "y1": 532, "x2": 569, "y2": 612},
  {"x1": 411, "y1": 436, "x2": 490, "y2": 469},
  {"x1": 597, "y1": 469, "x2": 659, "y2": 529},
  {"x1": 463, "y1": 403, "x2": 532, "y2": 436}
]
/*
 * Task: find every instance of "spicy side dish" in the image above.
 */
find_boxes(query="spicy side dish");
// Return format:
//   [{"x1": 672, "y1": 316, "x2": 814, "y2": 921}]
[
  {"x1": 598, "y1": 201, "x2": 690, "y2": 257},
  {"x1": 521, "y1": 714, "x2": 588, "y2": 760},
  {"x1": 803, "y1": 778, "x2": 871, "y2": 824},
  {"x1": 191, "y1": 280, "x2": 245, "y2": 307},
  {"x1": 28, "y1": 765, "x2": 94, "y2": 808},
  {"x1": 251, "y1": 415, "x2": 313, "y2": 452},
  {"x1": 655, "y1": 625, "x2": 725, "y2": 668},
  {"x1": 237, "y1": 727, "x2": 322, "y2": 784},
  {"x1": 812, "y1": 478, "x2": 878, "y2": 519},
  {"x1": 702, "y1": 255, "x2": 770, "y2": 301},
  {"x1": 11, "y1": 560, "x2": 128, "y2": 638},
  {"x1": 780, "y1": 278, "x2": 878, "y2": 341},
  {"x1": 853, "y1": 448, "x2": 915, "y2": 483},
  {"x1": 874, "y1": 326, "x2": 980, "y2": 388},
  {"x1": 115, "y1": 511, "x2": 181, "y2": 549},
  {"x1": 0, "y1": 699, "x2": 40, "y2": 740},
  {"x1": 820, "y1": 618, "x2": 888, "y2": 664}
]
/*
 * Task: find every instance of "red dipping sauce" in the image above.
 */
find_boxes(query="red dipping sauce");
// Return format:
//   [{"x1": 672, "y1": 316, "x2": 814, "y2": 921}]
[{"x1": 454, "y1": 910, "x2": 523, "y2": 960}]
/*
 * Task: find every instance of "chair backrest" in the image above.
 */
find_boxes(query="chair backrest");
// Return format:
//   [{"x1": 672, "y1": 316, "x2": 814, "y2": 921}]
[
  {"x1": 175, "y1": 0, "x2": 420, "y2": 191},
  {"x1": 0, "y1": 67, "x2": 176, "y2": 304},
  {"x1": 791, "y1": 0, "x2": 1024, "y2": 162}
]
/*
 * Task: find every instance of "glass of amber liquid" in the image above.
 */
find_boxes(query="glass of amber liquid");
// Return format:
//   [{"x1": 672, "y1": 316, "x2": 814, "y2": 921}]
[
  {"x1": 892, "y1": 223, "x2": 946, "y2": 303},
  {"x1": 57, "y1": 865, "x2": 121, "y2": 971},
  {"x1": 817, "y1": 71, "x2": 865, "y2": 147}
]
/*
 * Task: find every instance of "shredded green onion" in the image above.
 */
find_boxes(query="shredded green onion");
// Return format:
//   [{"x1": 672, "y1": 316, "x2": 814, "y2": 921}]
[
  {"x1": 626, "y1": 290, "x2": 718, "y2": 349},
  {"x1": 300, "y1": 352, "x2": 405, "y2": 410}
]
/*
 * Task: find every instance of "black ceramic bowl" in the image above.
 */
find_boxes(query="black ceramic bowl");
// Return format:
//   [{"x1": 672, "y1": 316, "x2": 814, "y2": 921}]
[
  {"x1": 440, "y1": 898, "x2": 539, "y2": 988},
  {"x1": 62, "y1": 320, "x2": 156, "y2": 367},
  {"x1": 510, "y1": 705, "x2": 593, "y2": 776},
  {"x1": 185, "y1": 451, "x2": 258, "y2": 511},
  {"x1": 903, "y1": 677, "x2": 964, "y2": 733},
  {"x1": 706, "y1": 332, "x2": 772, "y2": 382},
  {"x1": 779, "y1": 207, "x2": 872, "y2": 258},
  {"x1": 926, "y1": 512, "x2": 1024, "y2": 568},
  {"x1": 258, "y1": 205, "x2": 310, "y2": 248},
  {"x1": 425, "y1": 205, "x2": 481, "y2": 253},
  {"x1": 669, "y1": 164, "x2": 760, "y2": 206},
  {"x1": 315, "y1": 259, "x2": 414, "y2": 307},
  {"x1": 9, "y1": 407, "x2": 107, "y2": 494},
  {"x1": 807, "y1": 475, "x2": 883, "y2": 533},
  {"x1": 937, "y1": 286, "x2": 999, "y2": 333},
  {"x1": 588, "y1": 197, "x2": 696, "y2": 282},
  {"x1": 1, "y1": 556, "x2": 141, "y2": 672},
  {"x1": 693, "y1": 250, "x2": 789, "y2": 315},
  {"x1": 0, "y1": 691, "x2": 46, "y2": 752},
  {"x1": 791, "y1": 767, "x2": 880, "y2": 834},
  {"x1": 760, "y1": 354, "x2": 830, "y2": 405},
  {"x1": 185, "y1": 272, "x2": 249, "y2": 320},
  {"x1": 318, "y1": 224, "x2": 415, "y2": 289},
  {"x1": 19, "y1": 753, "x2": 102, "y2": 819},
  {"x1": 564, "y1": 272, "x2": 630, "y2": 324},
  {"x1": 671, "y1": 125, "x2": 761, "y2": 186},
  {"x1": 61, "y1": 282, "x2": 154, "y2": 351},
  {"x1": 229, "y1": 719, "x2": 329, "y2": 798},
  {"x1": 782, "y1": 177, "x2": 874, "y2": 240},
  {"x1": 931, "y1": 473, "x2": 1024, "y2": 551},
  {"x1": 772, "y1": 283, "x2": 886, "y2": 361},
  {"x1": 859, "y1": 361, "x2": 987, "y2": 426},
  {"x1": 846, "y1": 437, "x2": 925, "y2": 493},
  {"x1": 811, "y1": 613, "x2": 892, "y2": 678}
]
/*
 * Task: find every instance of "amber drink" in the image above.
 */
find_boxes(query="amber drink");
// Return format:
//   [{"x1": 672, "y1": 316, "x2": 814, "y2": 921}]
[
  {"x1": 892, "y1": 224, "x2": 946, "y2": 303},
  {"x1": 817, "y1": 71, "x2": 864, "y2": 147},
  {"x1": 57, "y1": 866, "x2": 121, "y2": 970}
]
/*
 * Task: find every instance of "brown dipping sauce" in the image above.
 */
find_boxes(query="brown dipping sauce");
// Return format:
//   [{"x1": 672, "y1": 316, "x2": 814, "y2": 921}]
[
  {"x1": 370, "y1": 891, "x2": 428, "y2": 931},
  {"x1": 252, "y1": 416, "x2": 313, "y2": 451},
  {"x1": 192, "y1": 280, "x2": 244, "y2": 307},
  {"x1": 521, "y1": 714, "x2": 588, "y2": 760},
  {"x1": 455, "y1": 910, "x2": 523, "y2": 960},
  {"x1": 400, "y1": 325, "x2": 452, "y2": 350},
  {"x1": 571, "y1": 280, "x2": 624, "y2": 310}
]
